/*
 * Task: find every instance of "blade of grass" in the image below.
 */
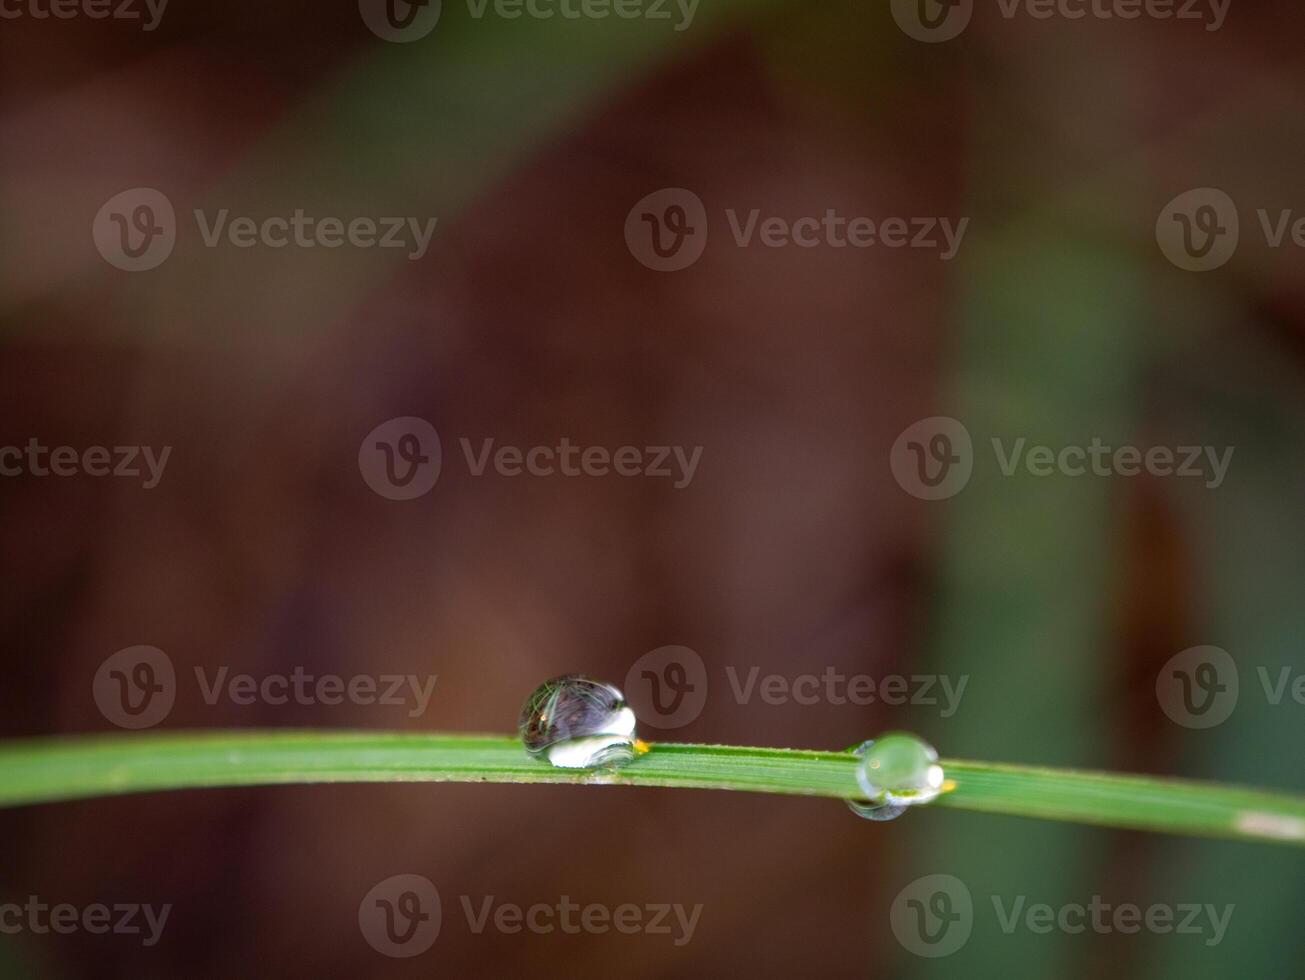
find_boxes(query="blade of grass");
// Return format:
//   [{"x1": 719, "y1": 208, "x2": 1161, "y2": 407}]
[{"x1": 0, "y1": 731, "x2": 1303, "y2": 846}]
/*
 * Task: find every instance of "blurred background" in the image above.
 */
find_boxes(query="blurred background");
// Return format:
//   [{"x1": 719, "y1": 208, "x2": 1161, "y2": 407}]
[{"x1": 2, "y1": 0, "x2": 1305, "y2": 975}]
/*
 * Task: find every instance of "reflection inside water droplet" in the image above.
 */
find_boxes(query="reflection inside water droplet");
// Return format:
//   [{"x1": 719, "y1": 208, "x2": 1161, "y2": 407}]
[
  {"x1": 846, "y1": 733, "x2": 945, "y2": 821},
  {"x1": 518, "y1": 675, "x2": 639, "y2": 770},
  {"x1": 846, "y1": 794, "x2": 909, "y2": 822}
]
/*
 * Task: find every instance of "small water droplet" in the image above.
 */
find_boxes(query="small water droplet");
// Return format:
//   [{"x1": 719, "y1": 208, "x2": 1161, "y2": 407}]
[
  {"x1": 519, "y1": 675, "x2": 639, "y2": 770},
  {"x1": 846, "y1": 733, "x2": 944, "y2": 821}
]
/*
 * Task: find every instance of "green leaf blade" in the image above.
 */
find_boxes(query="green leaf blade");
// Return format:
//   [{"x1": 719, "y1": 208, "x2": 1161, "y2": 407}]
[{"x1": 1, "y1": 731, "x2": 1302, "y2": 848}]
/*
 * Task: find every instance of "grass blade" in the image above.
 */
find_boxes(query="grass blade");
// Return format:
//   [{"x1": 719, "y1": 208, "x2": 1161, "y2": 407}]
[{"x1": 0, "y1": 731, "x2": 1302, "y2": 847}]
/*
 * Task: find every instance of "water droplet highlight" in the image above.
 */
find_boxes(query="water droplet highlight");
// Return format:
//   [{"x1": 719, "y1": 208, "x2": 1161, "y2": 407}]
[
  {"x1": 518, "y1": 675, "x2": 639, "y2": 770},
  {"x1": 846, "y1": 733, "x2": 944, "y2": 821}
]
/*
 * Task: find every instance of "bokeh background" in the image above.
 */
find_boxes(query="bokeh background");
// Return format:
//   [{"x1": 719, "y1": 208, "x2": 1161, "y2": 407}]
[{"x1": 3, "y1": 0, "x2": 1305, "y2": 976}]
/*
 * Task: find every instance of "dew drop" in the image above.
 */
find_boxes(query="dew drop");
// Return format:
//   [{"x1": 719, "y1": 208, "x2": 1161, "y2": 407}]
[
  {"x1": 846, "y1": 733, "x2": 944, "y2": 821},
  {"x1": 518, "y1": 675, "x2": 639, "y2": 770}
]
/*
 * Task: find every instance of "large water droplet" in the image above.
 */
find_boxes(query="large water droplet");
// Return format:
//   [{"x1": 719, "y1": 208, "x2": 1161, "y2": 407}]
[
  {"x1": 519, "y1": 675, "x2": 639, "y2": 770},
  {"x1": 846, "y1": 733, "x2": 944, "y2": 821}
]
